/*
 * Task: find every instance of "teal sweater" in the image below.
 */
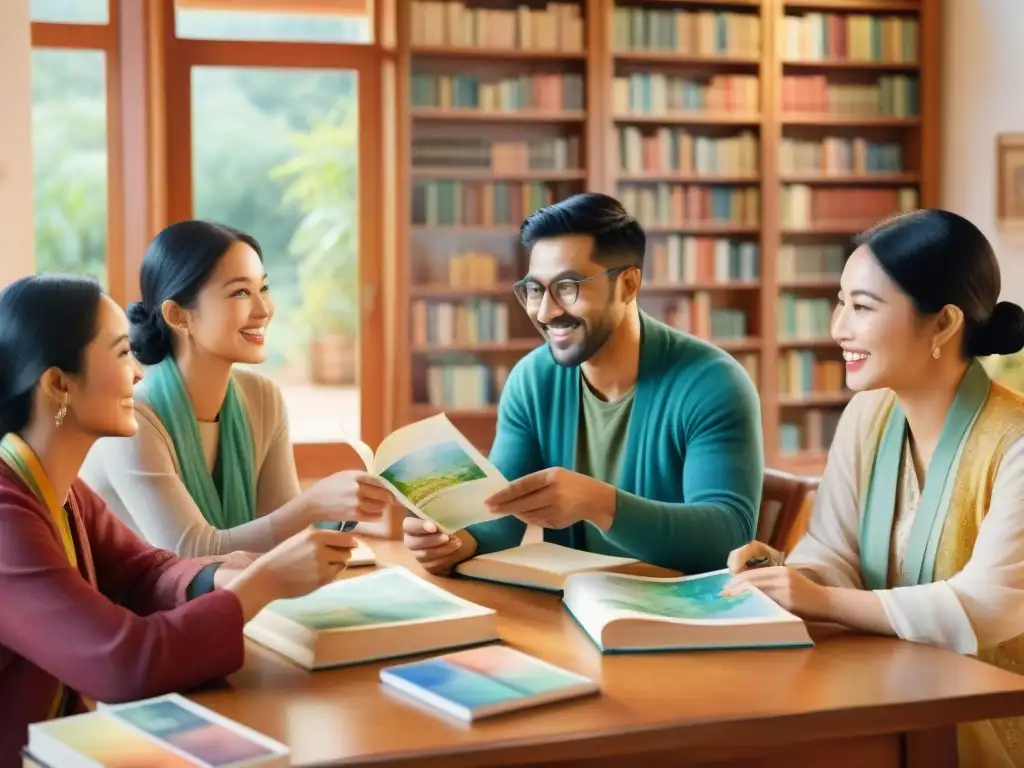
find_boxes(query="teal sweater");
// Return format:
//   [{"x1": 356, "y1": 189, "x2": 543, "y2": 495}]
[{"x1": 467, "y1": 312, "x2": 764, "y2": 574}]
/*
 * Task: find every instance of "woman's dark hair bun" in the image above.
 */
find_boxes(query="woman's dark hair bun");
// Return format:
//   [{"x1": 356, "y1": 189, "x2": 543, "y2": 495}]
[
  {"x1": 126, "y1": 300, "x2": 170, "y2": 366},
  {"x1": 966, "y1": 301, "x2": 1024, "y2": 358},
  {"x1": 126, "y1": 300, "x2": 148, "y2": 325}
]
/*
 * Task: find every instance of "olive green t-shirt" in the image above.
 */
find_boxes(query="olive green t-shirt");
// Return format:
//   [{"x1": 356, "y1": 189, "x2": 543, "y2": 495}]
[{"x1": 576, "y1": 377, "x2": 635, "y2": 557}]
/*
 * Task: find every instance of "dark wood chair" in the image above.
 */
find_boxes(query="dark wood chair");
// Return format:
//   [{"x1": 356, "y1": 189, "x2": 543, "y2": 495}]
[{"x1": 756, "y1": 468, "x2": 820, "y2": 554}]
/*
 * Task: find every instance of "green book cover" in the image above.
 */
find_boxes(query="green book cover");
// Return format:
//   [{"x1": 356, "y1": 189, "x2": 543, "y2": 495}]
[{"x1": 266, "y1": 567, "x2": 484, "y2": 632}]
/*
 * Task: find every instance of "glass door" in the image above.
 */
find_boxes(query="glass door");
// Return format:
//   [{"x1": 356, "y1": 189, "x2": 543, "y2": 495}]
[
  {"x1": 189, "y1": 64, "x2": 365, "y2": 443},
  {"x1": 165, "y1": 1, "x2": 384, "y2": 478}
]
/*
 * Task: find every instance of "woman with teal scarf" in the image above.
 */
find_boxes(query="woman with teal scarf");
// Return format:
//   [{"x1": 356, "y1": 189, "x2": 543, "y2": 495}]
[
  {"x1": 726, "y1": 210, "x2": 1024, "y2": 767},
  {"x1": 81, "y1": 221, "x2": 393, "y2": 557}
]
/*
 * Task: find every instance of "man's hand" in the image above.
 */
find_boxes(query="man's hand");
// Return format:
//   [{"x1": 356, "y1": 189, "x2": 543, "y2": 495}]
[
  {"x1": 484, "y1": 467, "x2": 617, "y2": 531},
  {"x1": 403, "y1": 517, "x2": 477, "y2": 575}
]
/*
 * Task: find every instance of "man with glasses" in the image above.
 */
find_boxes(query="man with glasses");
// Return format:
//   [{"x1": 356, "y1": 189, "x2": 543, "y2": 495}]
[{"x1": 404, "y1": 192, "x2": 764, "y2": 575}]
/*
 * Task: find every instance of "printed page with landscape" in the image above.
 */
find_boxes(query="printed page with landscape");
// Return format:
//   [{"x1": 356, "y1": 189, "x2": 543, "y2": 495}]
[{"x1": 370, "y1": 414, "x2": 511, "y2": 533}]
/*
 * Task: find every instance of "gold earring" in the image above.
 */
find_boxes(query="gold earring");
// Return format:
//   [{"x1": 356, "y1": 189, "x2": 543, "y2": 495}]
[
  {"x1": 54, "y1": 400, "x2": 68, "y2": 428},
  {"x1": 932, "y1": 346, "x2": 941, "y2": 360}
]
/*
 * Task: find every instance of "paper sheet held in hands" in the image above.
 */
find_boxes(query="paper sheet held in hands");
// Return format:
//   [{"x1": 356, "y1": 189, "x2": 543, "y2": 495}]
[{"x1": 339, "y1": 414, "x2": 510, "y2": 534}]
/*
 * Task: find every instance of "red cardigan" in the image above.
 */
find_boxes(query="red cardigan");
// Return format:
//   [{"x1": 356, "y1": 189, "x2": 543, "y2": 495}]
[{"x1": 0, "y1": 467, "x2": 246, "y2": 764}]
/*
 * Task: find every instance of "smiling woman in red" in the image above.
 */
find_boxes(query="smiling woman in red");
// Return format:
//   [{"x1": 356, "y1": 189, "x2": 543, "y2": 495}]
[{"x1": 0, "y1": 274, "x2": 358, "y2": 764}]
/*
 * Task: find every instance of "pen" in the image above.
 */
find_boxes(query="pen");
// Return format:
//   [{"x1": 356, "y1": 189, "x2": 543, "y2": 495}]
[{"x1": 316, "y1": 521, "x2": 359, "y2": 532}]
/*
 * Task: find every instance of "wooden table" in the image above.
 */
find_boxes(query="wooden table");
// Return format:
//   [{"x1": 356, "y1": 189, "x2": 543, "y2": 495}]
[{"x1": 191, "y1": 540, "x2": 1024, "y2": 767}]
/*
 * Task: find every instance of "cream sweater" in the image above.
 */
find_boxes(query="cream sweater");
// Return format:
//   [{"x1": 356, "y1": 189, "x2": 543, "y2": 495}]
[{"x1": 80, "y1": 368, "x2": 302, "y2": 557}]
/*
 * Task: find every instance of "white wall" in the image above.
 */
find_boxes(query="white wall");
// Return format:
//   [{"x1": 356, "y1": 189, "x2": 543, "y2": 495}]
[
  {"x1": 942, "y1": 0, "x2": 1024, "y2": 305},
  {"x1": 0, "y1": 0, "x2": 34, "y2": 287}
]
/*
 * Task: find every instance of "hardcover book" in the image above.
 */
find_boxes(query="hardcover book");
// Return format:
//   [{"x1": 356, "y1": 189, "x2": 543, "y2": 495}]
[{"x1": 244, "y1": 566, "x2": 499, "y2": 669}]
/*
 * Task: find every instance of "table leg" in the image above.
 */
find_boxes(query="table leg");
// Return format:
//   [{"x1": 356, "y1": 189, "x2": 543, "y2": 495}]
[{"x1": 903, "y1": 726, "x2": 958, "y2": 768}]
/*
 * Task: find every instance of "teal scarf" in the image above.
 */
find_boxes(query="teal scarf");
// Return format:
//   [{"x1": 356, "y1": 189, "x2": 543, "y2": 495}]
[
  {"x1": 140, "y1": 357, "x2": 256, "y2": 530},
  {"x1": 859, "y1": 360, "x2": 990, "y2": 589}
]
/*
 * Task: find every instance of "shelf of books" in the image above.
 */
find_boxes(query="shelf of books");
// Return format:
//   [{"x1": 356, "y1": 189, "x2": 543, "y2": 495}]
[
  {"x1": 773, "y1": 0, "x2": 926, "y2": 473},
  {"x1": 404, "y1": 0, "x2": 592, "y2": 448},
  {"x1": 397, "y1": 0, "x2": 939, "y2": 474},
  {"x1": 610, "y1": 0, "x2": 766, "y2": 402}
]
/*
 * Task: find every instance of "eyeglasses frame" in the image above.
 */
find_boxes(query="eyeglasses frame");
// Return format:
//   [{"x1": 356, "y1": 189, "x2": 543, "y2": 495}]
[{"x1": 512, "y1": 264, "x2": 635, "y2": 309}]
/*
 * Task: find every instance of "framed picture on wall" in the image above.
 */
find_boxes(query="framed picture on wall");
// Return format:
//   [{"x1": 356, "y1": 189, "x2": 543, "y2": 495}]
[{"x1": 997, "y1": 134, "x2": 1024, "y2": 230}]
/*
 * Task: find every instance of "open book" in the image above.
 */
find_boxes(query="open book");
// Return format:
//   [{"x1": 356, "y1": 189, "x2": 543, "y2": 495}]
[
  {"x1": 562, "y1": 569, "x2": 813, "y2": 653},
  {"x1": 380, "y1": 645, "x2": 598, "y2": 722},
  {"x1": 27, "y1": 693, "x2": 288, "y2": 767},
  {"x1": 455, "y1": 541, "x2": 639, "y2": 592},
  {"x1": 342, "y1": 413, "x2": 510, "y2": 534},
  {"x1": 244, "y1": 566, "x2": 499, "y2": 670}
]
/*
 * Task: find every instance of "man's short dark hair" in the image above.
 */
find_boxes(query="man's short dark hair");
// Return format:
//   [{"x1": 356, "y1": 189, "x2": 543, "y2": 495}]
[{"x1": 520, "y1": 192, "x2": 646, "y2": 267}]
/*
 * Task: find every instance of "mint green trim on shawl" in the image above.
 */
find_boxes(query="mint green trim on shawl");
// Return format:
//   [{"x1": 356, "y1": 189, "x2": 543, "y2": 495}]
[
  {"x1": 859, "y1": 360, "x2": 991, "y2": 589},
  {"x1": 138, "y1": 357, "x2": 257, "y2": 530}
]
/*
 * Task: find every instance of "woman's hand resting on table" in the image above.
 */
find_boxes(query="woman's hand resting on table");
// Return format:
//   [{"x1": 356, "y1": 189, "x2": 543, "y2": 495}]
[{"x1": 722, "y1": 540, "x2": 830, "y2": 620}]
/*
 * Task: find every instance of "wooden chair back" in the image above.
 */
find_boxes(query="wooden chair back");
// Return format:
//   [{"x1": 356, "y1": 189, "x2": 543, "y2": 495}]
[{"x1": 757, "y1": 468, "x2": 820, "y2": 553}]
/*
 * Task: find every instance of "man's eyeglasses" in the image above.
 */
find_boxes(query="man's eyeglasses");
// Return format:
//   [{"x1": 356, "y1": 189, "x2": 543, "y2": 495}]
[{"x1": 512, "y1": 266, "x2": 633, "y2": 308}]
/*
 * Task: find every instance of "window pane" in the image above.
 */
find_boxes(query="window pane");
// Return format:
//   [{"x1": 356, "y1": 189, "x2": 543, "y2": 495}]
[
  {"x1": 31, "y1": 0, "x2": 108, "y2": 24},
  {"x1": 175, "y1": 4, "x2": 372, "y2": 43},
  {"x1": 191, "y1": 67, "x2": 361, "y2": 442},
  {"x1": 31, "y1": 49, "x2": 108, "y2": 286}
]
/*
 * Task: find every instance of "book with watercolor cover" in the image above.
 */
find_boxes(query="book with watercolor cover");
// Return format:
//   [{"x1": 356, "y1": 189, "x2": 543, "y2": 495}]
[
  {"x1": 562, "y1": 569, "x2": 813, "y2": 652},
  {"x1": 380, "y1": 645, "x2": 598, "y2": 721},
  {"x1": 26, "y1": 693, "x2": 288, "y2": 767},
  {"x1": 244, "y1": 566, "x2": 499, "y2": 669}
]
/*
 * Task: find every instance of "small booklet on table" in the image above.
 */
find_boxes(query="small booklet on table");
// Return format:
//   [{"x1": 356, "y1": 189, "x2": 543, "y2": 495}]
[
  {"x1": 379, "y1": 645, "x2": 598, "y2": 722},
  {"x1": 562, "y1": 569, "x2": 813, "y2": 653}
]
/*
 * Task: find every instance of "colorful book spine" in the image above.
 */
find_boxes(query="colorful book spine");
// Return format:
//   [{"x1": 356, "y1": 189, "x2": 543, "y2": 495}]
[
  {"x1": 782, "y1": 13, "x2": 919, "y2": 63},
  {"x1": 411, "y1": 73, "x2": 585, "y2": 112},
  {"x1": 611, "y1": 7, "x2": 761, "y2": 57}
]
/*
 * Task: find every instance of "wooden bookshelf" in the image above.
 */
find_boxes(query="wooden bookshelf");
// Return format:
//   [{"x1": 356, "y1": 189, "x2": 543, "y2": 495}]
[
  {"x1": 392, "y1": 0, "x2": 941, "y2": 473},
  {"x1": 771, "y1": 0, "x2": 938, "y2": 471},
  {"x1": 609, "y1": 0, "x2": 768, "y2": 449}
]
